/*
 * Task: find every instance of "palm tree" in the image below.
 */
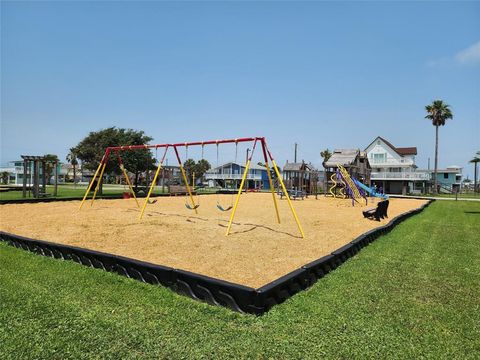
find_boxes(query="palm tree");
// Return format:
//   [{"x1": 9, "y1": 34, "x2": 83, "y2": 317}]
[
  {"x1": 66, "y1": 148, "x2": 78, "y2": 186},
  {"x1": 470, "y1": 151, "x2": 480, "y2": 194},
  {"x1": 425, "y1": 100, "x2": 453, "y2": 194}
]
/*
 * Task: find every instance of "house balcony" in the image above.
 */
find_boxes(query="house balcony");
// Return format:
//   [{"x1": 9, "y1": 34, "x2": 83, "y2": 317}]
[
  {"x1": 204, "y1": 173, "x2": 262, "y2": 181},
  {"x1": 371, "y1": 171, "x2": 431, "y2": 181},
  {"x1": 370, "y1": 160, "x2": 415, "y2": 166}
]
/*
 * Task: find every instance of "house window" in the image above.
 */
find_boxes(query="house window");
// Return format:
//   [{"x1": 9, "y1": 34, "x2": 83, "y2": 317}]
[
  {"x1": 373, "y1": 153, "x2": 386, "y2": 164},
  {"x1": 444, "y1": 173, "x2": 448, "y2": 179}
]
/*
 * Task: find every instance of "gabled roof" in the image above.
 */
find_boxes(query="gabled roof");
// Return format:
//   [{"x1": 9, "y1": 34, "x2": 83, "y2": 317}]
[
  {"x1": 283, "y1": 162, "x2": 315, "y2": 171},
  {"x1": 324, "y1": 149, "x2": 359, "y2": 167},
  {"x1": 365, "y1": 136, "x2": 417, "y2": 156}
]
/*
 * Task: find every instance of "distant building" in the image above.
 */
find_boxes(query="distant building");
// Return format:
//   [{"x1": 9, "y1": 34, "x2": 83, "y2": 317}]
[
  {"x1": 365, "y1": 137, "x2": 430, "y2": 195},
  {"x1": 204, "y1": 162, "x2": 270, "y2": 190},
  {"x1": 324, "y1": 148, "x2": 371, "y2": 185},
  {"x1": 2, "y1": 160, "x2": 94, "y2": 185},
  {"x1": 0, "y1": 164, "x2": 17, "y2": 184},
  {"x1": 431, "y1": 166, "x2": 462, "y2": 193}
]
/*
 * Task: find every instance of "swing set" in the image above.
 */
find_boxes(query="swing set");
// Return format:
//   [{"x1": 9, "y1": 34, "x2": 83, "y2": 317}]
[{"x1": 79, "y1": 137, "x2": 305, "y2": 238}]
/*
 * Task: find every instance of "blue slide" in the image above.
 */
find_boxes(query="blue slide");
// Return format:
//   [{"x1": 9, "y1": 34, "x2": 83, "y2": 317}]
[{"x1": 352, "y1": 179, "x2": 389, "y2": 199}]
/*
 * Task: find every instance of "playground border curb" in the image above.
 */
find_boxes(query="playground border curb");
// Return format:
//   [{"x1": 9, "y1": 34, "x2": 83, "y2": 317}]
[
  {"x1": 0, "y1": 199, "x2": 434, "y2": 315},
  {"x1": 0, "y1": 195, "x2": 124, "y2": 205},
  {"x1": 0, "y1": 192, "x2": 223, "y2": 205}
]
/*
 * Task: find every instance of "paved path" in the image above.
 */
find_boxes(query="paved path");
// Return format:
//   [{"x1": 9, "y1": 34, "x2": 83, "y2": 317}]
[{"x1": 389, "y1": 195, "x2": 480, "y2": 202}]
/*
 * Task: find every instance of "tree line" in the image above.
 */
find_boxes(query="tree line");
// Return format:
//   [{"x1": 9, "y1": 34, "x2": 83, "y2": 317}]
[{"x1": 67, "y1": 127, "x2": 211, "y2": 190}]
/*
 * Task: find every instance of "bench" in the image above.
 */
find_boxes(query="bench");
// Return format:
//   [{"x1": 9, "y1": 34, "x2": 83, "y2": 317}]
[
  {"x1": 279, "y1": 189, "x2": 305, "y2": 200},
  {"x1": 363, "y1": 200, "x2": 389, "y2": 221},
  {"x1": 168, "y1": 185, "x2": 196, "y2": 196}
]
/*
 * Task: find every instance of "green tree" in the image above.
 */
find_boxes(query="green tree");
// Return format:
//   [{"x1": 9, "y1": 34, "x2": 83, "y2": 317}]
[
  {"x1": 470, "y1": 151, "x2": 480, "y2": 194},
  {"x1": 194, "y1": 159, "x2": 211, "y2": 184},
  {"x1": 182, "y1": 159, "x2": 211, "y2": 185},
  {"x1": 118, "y1": 130, "x2": 156, "y2": 189},
  {"x1": 0, "y1": 171, "x2": 9, "y2": 185},
  {"x1": 73, "y1": 127, "x2": 154, "y2": 191},
  {"x1": 43, "y1": 154, "x2": 59, "y2": 185},
  {"x1": 425, "y1": 100, "x2": 453, "y2": 194},
  {"x1": 320, "y1": 149, "x2": 332, "y2": 168},
  {"x1": 183, "y1": 159, "x2": 196, "y2": 185},
  {"x1": 66, "y1": 148, "x2": 78, "y2": 185}
]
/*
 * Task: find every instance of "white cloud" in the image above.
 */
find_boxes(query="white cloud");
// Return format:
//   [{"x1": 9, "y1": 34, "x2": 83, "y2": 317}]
[
  {"x1": 454, "y1": 41, "x2": 480, "y2": 65},
  {"x1": 426, "y1": 57, "x2": 450, "y2": 68}
]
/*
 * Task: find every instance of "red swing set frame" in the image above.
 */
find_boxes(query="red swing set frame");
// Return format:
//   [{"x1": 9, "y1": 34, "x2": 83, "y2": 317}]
[{"x1": 79, "y1": 136, "x2": 304, "y2": 238}]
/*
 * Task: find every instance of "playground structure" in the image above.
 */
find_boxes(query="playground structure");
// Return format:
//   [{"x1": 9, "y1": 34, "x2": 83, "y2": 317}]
[
  {"x1": 21, "y1": 155, "x2": 59, "y2": 199},
  {"x1": 329, "y1": 164, "x2": 388, "y2": 206},
  {"x1": 78, "y1": 137, "x2": 305, "y2": 238},
  {"x1": 282, "y1": 162, "x2": 320, "y2": 197}
]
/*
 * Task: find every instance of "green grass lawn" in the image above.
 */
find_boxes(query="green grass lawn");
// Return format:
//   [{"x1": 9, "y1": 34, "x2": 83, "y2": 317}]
[
  {"x1": 420, "y1": 192, "x2": 480, "y2": 199},
  {"x1": 0, "y1": 184, "x2": 174, "y2": 201},
  {"x1": 1, "y1": 201, "x2": 479, "y2": 359}
]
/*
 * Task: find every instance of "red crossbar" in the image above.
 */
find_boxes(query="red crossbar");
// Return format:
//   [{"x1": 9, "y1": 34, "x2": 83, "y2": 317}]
[{"x1": 107, "y1": 137, "x2": 263, "y2": 152}]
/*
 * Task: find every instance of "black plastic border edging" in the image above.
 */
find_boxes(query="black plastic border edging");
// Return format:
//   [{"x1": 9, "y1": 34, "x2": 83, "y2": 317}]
[
  {"x1": 0, "y1": 192, "x2": 221, "y2": 205},
  {"x1": 0, "y1": 200, "x2": 434, "y2": 315}
]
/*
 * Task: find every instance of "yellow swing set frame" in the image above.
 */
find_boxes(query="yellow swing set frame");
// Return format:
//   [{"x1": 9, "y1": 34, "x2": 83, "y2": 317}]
[{"x1": 79, "y1": 137, "x2": 305, "y2": 238}]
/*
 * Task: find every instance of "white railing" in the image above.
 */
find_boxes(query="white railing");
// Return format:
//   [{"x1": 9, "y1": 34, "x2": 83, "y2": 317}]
[
  {"x1": 204, "y1": 173, "x2": 262, "y2": 180},
  {"x1": 370, "y1": 160, "x2": 415, "y2": 166},
  {"x1": 371, "y1": 171, "x2": 431, "y2": 180}
]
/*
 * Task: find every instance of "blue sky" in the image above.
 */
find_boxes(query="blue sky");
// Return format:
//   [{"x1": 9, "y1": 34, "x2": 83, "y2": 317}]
[{"x1": 1, "y1": 1, "x2": 479, "y2": 177}]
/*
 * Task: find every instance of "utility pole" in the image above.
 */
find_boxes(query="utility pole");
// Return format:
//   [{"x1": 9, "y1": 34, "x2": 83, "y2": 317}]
[
  {"x1": 246, "y1": 148, "x2": 250, "y2": 164},
  {"x1": 294, "y1": 143, "x2": 298, "y2": 163}
]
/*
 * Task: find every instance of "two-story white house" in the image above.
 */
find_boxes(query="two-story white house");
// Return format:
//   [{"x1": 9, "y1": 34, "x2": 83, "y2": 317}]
[
  {"x1": 2, "y1": 160, "x2": 93, "y2": 185},
  {"x1": 365, "y1": 137, "x2": 431, "y2": 195}
]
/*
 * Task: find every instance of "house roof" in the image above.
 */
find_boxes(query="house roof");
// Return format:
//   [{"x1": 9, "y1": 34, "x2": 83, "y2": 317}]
[
  {"x1": 365, "y1": 136, "x2": 417, "y2": 156},
  {"x1": 283, "y1": 162, "x2": 315, "y2": 171},
  {"x1": 436, "y1": 168, "x2": 462, "y2": 173},
  {"x1": 324, "y1": 149, "x2": 359, "y2": 167}
]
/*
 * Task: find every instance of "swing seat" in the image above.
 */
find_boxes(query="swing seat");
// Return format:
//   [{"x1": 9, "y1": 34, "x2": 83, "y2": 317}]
[
  {"x1": 216, "y1": 204, "x2": 233, "y2": 212},
  {"x1": 185, "y1": 203, "x2": 200, "y2": 210},
  {"x1": 148, "y1": 199, "x2": 158, "y2": 204}
]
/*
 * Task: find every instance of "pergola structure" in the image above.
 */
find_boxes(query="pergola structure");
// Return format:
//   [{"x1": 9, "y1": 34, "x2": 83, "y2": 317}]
[
  {"x1": 79, "y1": 137, "x2": 305, "y2": 238},
  {"x1": 21, "y1": 155, "x2": 58, "y2": 198}
]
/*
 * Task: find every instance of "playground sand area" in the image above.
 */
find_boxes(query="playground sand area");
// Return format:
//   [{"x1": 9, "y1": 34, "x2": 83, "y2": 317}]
[{"x1": 0, "y1": 194, "x2": 428, "y2": 288}]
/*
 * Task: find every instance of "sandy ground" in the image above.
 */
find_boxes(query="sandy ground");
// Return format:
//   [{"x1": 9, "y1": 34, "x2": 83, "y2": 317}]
[{"x1": 0, "y1": 194, "x2": 427, "y2": 288}]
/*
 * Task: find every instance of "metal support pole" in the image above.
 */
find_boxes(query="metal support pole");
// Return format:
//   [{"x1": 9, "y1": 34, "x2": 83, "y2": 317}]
[
  {"x1": 226, "y1": 159, "x2": 252, "y2": 236},
  {"x1": 261, "y1": 139, "x2": 281, "y2": 223},
  {"x1": 271, "y1": 159, "x2": 305, "y2": 238},
  {"x1": 226, "y1": 139, "x2": 258, "y2": 235},
  {"x1": 91, "y1": 162, "x2": 107, "y2": 206},
  {"x1": 265, "y1": 144, "x2": 305, "y2": 239},
  {"x1": 139, "y1": 146, "x2": 169, "y2": 219},
  {"x1": 79, "y1": 152, "x2": 107, "y2": 209},
  {"x1": 116, "y1": 152, "x2": 139, "y2": 208},
  {"x1": 173, "y1": 146, "x2": 198, "y2": 214}
]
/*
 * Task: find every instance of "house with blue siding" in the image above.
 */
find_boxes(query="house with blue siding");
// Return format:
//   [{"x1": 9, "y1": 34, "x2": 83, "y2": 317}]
[
  {"x1": 432, "y1": 166, "x2": 462, "y2": 193},
  {"x1": 204, "y1": 162, "x2": 271, "y2": 190}
]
